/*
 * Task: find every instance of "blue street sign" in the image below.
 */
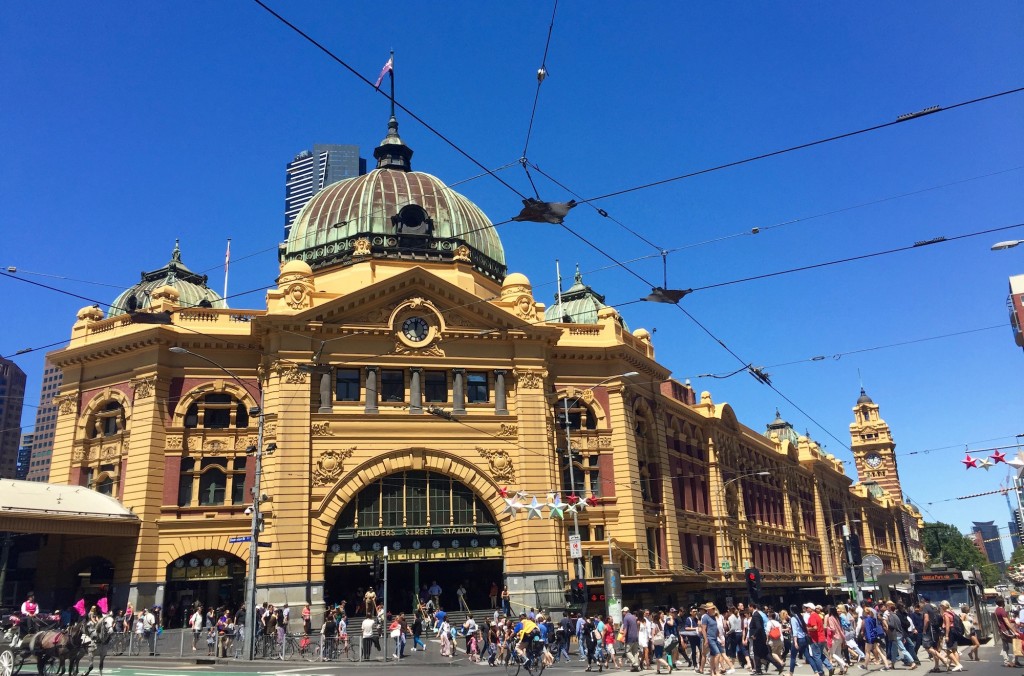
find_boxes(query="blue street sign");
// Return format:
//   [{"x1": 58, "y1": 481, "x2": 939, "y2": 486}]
[{"x1": 228, "y1": 536, "x2": 252, "y2": 543}]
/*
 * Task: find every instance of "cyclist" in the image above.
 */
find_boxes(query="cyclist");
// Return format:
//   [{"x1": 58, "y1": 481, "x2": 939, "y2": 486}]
[{"x1": 514, "y1": 613, "x2": 542, "y2": 668}]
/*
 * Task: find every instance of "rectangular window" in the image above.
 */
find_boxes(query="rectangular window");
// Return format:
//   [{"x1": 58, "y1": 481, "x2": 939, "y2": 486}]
[
  {"x1": 335, "y1": 369, "x2": 360, "y2": 401},
  {"x1": 358, "y1": 484, "x2": 381, "y2": 527},
  {"x1": 591, "y1": 555, "x2": 604, "y2": 577},
  {"x1": 429, "y1": 479, "x2": 450, "y2": 526},
  {"x1": 380, "y1": 369, "x2": 405, "y2": 402},
  {"x1": 231, "y1": 457, "x2": 247, "y2": 504},
  {"x1": 178, "y1": 458, "x2": 194, "y2": 507},
  {"x1": 424, "y1": 371, "x2": 447, "y2": 403},
  {"x1": 382, "y1": 482, "x2": 403, "y2": 527},
  {"x1": 466, "y1": 372, "x2": 488, "y2": 403},
  {"x1": 407, "y1": 478, "x2": 427, "y2": 527},
  {"x1": 203, "y1": 394, "x2": 233, "y2": 429},
  {"x1": 588, "y1": 455, "x2": 601, "y2": 496}
]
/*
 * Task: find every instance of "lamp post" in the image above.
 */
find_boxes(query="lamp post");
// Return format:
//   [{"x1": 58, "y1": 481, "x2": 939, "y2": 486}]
[
  {"x1": 558, "y1": 372, "x2": 638, "y2": 582},
  {"x1": 992, "y1": 240, "x2": 1024, "y2": 251},
  {"x1": 718, "y1": 471, "x2": 771, "y2": 572},
  {"x1": 170, "y1": 346, "x2": 266, "y2": 661},
  {"x1": 842, "y1": 522, "x2": 862, "y2": 604}
]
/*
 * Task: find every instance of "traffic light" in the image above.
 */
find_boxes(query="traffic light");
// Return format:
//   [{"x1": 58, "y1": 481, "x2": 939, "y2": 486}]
[
  {"x1": 847, "y1": 533, "x2": 862, "y2": 566},
  {"x1": 572, "y1": 578, "x2": 587, "y2": 604},
  {"x1": 744, "y1": 567, "x2": 761, "y2": 602},
  {"x1": 371, "y1": 554, "x2": 381, "y2": 583}
]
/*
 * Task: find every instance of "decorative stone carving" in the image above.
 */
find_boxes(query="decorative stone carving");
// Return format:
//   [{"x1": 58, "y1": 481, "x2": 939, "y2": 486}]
[
  {"x1": 445, "y1": 313, "x2": 475, "y2": 328},
  {"x1": 72, "y1": 448, "x2": 85, "y2": 463},
  {"x1": 453, "y1": 244, "x2": 471, "y2": 262},
  {"x1": 514, "y1": 370, "x2": 544, "y2": 390},
  {"x1": 580, "y1": 388, "x2": 595, "y2": 404},
  {"x1": 586, "y1": 435, "x2": 612, "y2": 449},
  {"x1": 130, "y1": 377, "x2": 156, "y2": 399},
  {"x1": 513, "y1": 295, "x2": 535, "y2": 319},
  {"x1": 353, "y1": 237, "x2": 372, "y2": 256},
  {"x1": 392, "y1": 340, "x2": 445, "y2": 357},
  {"x1": 312, "y1": 421, "x2": 334, "y2": 436},
  {"x1": 234, "y1": 435, "x2": 257, "y2": 451},
  {"x1": 102, "y1": 445, "x2": 118, "y2": 460},
  {"x1": 166, "y1": 436, "x2": 183, "y2": 450},
  {"x1": 272, "y1": 361, "x2": 309, "y2": 384},
  {"x1": 497, "y1": 424, "x2": 518, "y2": 438},
  {"x1": 358, "y1": 302, "x2": 399, "y2": 324},
  {"x1": 313, "y1": 447, "x2": 355, "y2": 487},
  {"x1": 54, "y1": 395, "x2": 77, "y2": 416},
  {"x1": 477, "y1": 447, "x2": 516, "y2": 484},
  {"x1": 275, "y1": 260, "x2": 316, "y2": 311}
]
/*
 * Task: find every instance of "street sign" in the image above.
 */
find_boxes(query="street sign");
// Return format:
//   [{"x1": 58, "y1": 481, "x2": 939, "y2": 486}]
[
  {"x1": 258, "y1": 541, "x2": 272, "y2": 548},
  {"x1": 569, "y1": 535, "x2": 582, "y2": 559},
  {"x1": 721, "y1": 559, "x2": 731, "y2": 572},
  {"x1": 228, "y1": 536, "x2": 252, "y2": 543}
]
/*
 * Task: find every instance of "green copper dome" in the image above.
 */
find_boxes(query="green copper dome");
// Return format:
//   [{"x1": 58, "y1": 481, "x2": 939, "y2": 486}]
[
  {"x1": 282, "y1": 116, "x2": 506, "y2": 281},
  {"x1": 108, "y1": 241, "x2": 226, "y2": 317},
  {"x1": 544, "y1": 265, "x2": 626, "y2": 327}
]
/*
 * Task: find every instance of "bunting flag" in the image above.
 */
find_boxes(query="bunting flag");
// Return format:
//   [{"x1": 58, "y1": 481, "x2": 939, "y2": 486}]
[
  {"x1": 374, "y1": 55, "x2": 394, "y2": 89},
  {"x1": 98, "y1": 597, "x2": 109, "y2": 614},
  {"x1": 74, "y1": 598, "x2": 87, "y2": 617}
]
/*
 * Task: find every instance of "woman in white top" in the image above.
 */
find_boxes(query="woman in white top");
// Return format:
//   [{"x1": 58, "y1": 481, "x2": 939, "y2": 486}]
[{"x1": 638, "y1": 610, "x2": 651, "y2": 668}]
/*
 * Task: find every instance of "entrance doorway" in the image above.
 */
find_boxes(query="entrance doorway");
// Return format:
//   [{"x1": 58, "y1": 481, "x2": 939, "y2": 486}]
[
  {"x1": 325, "y1": 558, "x2": 503, "y2": 614},
  {"x1": 165, "y1": 550, "x2": 245, "y2": 627}
]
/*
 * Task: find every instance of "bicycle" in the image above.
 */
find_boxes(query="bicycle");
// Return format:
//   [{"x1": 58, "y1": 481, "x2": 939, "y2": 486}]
[
  {"x1": 506, "y1": 642, "x2": 546, "y2": 676},
  {"x1": 281, "y1": 633, "x2": 319, "y2": 661}
]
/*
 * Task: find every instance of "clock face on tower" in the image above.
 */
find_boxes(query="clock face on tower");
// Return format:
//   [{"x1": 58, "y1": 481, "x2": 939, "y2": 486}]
[
  {"x1": 865, "y1": 453, "x2": 883, "y2": 469},
  {"x1": 402, "y1": 316, "x2": 429, "y2": 342}
]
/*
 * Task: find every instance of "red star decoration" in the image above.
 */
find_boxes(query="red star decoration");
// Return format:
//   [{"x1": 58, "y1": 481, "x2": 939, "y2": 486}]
[
  {"x1": 962, "y1": 454, "x2": 978, "y2": 469},
  {"x1": 498, "y1": 487, "x2": 509, "y2": 498},
  {"x1": 992, "y1": 450, "x2": 1007, "y2": 464},
  {"x1": 585, "y1": 496, "x2": 599, "y2": 507},
  {"x1": 566, "y1": 493, "x2": 580, "y2": 505}
]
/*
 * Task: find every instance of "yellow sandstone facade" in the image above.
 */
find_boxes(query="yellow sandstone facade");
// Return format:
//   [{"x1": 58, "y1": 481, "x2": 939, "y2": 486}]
[{"x1": 39, "y1": 116, "x2": 922, "y2": 616}]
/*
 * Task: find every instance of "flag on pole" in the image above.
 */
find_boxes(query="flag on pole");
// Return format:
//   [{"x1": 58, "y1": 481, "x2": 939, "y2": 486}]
[
  {"x1": 223, "y1": 238, "x2": 231, "y2": 300},
  {"x1": 374, "y1": 55, "x2": 394, "y2": 89}
]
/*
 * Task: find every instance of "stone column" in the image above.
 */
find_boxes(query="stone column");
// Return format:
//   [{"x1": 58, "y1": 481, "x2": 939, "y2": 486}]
[
  {"x1": 452, "y1": 369, "x2": 466, "y2": 415},
  {"x1": 318, "y1": 369, "x2": 333, "y2": 413},
  {"x1": 365, "y1": 367, "x2": 379, "y2": 414},
  {"x1": 493, "y1": 370, "x2": 508, "y2": 415},
  {"x1": 409, "y1": 368, "x2": 423, "y2": 414}
]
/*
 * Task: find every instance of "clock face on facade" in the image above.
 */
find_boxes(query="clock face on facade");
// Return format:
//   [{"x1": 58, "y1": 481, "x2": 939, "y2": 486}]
[
  {"x1": 402, "y1": 316, "x2": 429, "y2": 342},
  {"x1": 865, "y1": 453, "x2": 883, "y2": 468}
]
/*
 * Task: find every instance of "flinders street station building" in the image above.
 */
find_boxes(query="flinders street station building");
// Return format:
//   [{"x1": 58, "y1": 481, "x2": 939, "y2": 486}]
[{"x1": 6, "y1": 114, "x2": 925, "y2": 617}]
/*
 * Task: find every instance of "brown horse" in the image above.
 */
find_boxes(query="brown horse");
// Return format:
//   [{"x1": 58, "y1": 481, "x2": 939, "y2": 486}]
[{"x1": 22, "y1": 621, "x2": 91, "y2": 675}]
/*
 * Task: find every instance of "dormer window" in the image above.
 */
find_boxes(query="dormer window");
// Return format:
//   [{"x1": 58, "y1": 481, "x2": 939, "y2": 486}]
[{"x1": 184, "y1": 393, "x2": 251, "y2": 429}]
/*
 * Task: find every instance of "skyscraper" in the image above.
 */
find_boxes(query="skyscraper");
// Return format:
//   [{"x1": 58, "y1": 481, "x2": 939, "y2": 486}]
[
  {"x1": 0, "y1": 357, "x2": 27, "y2": 478},
  {"x1": 972, "y1": 520, "x2": 1005, "y2": 572},
  {"x1": 27, "y1": 358, "x2": 63, "y2": 482},
  {"x1": 17, "y1": 432, "x2": 33, "y2": 479},
  {"x1": 284, "y1": 144, "x2": 366, "y2": 239}
]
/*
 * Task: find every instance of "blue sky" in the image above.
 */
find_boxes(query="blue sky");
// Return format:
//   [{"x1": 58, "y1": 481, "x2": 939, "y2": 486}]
[{"x1": 2, "y1": 2, "x2": 1022, "y2": 539}]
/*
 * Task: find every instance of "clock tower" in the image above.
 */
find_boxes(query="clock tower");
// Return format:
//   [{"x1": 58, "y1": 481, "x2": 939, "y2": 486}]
[{"x1": 850, "y1": 388, "x2": 904, "y2": 503}]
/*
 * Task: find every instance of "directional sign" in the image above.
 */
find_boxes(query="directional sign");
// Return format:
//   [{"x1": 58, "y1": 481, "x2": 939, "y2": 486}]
[
  {"x1": 258, "y1": 541, "x2": 272, "y2": 548},
  {"x1": 228, "y1": 536, "x2": 252, "y2": 543}
]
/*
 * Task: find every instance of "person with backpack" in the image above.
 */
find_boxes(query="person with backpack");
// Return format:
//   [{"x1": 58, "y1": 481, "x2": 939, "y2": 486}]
[
  {"x1": 920, "y1": 595, "x2": 949, "y2": 671},
  {"x1": 881, "y1": 601, "x2": 914, "y2": 668},
  {"x1": 939, "y1": 601, "x2": 964, "y2": 672},
  {"x1": 861, "y1": 607, "x2": 891, "y2": 670}
]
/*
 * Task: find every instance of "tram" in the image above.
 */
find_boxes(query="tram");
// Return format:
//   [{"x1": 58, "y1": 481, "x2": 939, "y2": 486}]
[{"x1": 911, "y1": 568, "x2": 993, "y2": 644}]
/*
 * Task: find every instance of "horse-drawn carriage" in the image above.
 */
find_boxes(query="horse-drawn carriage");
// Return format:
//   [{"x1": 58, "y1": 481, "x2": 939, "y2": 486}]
[{"x1": 2, "y1": 613, "x2": 93, "y2": 676}]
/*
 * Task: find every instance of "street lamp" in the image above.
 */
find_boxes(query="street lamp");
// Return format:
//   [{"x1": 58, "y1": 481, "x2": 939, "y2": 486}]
[
  {"x1": 992, "y1": 240, "x2": 1024, "y2": 251},
  {"x1": 169, "y1": 346, "x2": 266, "y2": 661},
  {"x1": 558, "y1": 372, "x2": 639, "y2": 581}
]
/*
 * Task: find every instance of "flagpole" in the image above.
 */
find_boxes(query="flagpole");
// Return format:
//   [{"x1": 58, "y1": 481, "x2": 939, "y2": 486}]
[
  {"x1": 389, "y1": 49, "x2": 395, "y2": 118},
  {"x1": 224, "y1": 238, "x2": 231, "y2": 300}
]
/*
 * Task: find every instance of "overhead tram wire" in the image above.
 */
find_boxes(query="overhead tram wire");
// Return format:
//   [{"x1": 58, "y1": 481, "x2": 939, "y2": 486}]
[
  {"x1": 686, "y1": 324, "x2": 1005, "y2": 381},
  {"x1": 521, "y1": 0, "x2": 559, "y2": 161},
  {"x1": 574, "y1": 86, "x2": 1024, "y2": 205},
  {"x1": 250, "y1": 0, "x2": 527, "y2": 201},
  {"x1": 686, "y1": 221, "x2": 1024, "y2": 294}
]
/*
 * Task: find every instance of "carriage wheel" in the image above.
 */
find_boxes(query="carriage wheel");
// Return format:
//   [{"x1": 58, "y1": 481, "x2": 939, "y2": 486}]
[
  {"x1": 0, "y1": 648, "x2": 14, "y2": 676},
  {"x1": 43, "y1": 658, "x2": 60, "y2": 675}
]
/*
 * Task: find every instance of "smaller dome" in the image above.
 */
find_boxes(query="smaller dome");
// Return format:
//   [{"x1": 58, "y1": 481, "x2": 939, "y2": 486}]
[
  {"x1": 632, "y1": 328, "x2": 651, "y2": 340},
  {"x1": 503, "y1": 272, "x2": 531, "y2": 288},
  {"x1": 279, "y1": 259, "x2": 313, "y2": 278},
  {"x1": 857, "y1": 387, "x2": 873, "y2": 405},
  {"x1": 544, "y1": 265, "x2": 626, "y2": 328},
  {"x1": 108, "y1": 241, "x2": 226, "y2": 317}
]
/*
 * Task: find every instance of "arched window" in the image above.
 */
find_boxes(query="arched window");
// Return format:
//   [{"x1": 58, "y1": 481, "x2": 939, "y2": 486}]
[
  {"x1": 88, "y1": 401, "x2": 125, "y2": 439},
  {"x1": 177, "y1": 456, "x2": 248, "y2": 507},
  {"x1": 636, "y1": 417, "x2": 660, "y2": 503},
  {"x1": 184, "y1": 393, "x2": 251, "y2": 429},
  {"x1": 553, "y1": 398, "x2": 597, "y2": 430}
]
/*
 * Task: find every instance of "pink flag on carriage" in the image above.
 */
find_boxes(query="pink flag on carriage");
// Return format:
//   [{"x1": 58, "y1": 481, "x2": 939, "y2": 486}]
[
  {"x1": 98, "y1": 597, "x2": 109, "y2": 613},
  {"x1": 74, "y1": 598, "x2": 86, "y2": 616}
]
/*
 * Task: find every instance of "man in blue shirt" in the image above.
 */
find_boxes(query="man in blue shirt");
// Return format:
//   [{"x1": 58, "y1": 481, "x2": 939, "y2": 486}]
[
  {"x1": 702, "y1": 603, "x2": 733, "y2": 675},
  {"x1": 623, "y1": 607, "x2": 640, "y2": 671}
]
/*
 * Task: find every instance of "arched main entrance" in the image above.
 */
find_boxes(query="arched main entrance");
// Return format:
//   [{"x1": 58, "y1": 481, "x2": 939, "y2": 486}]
[
  {"x1": 165, "y1": 550, "x2": 245, "y2": 626},
  {"x1": 326, "y1": 470, "x2": 504, "y2": 612}
]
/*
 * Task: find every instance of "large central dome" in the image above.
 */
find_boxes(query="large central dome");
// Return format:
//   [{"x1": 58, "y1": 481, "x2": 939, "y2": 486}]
[{"x1": 282, "y1": 116, "x2": 506, "y2": 281}]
